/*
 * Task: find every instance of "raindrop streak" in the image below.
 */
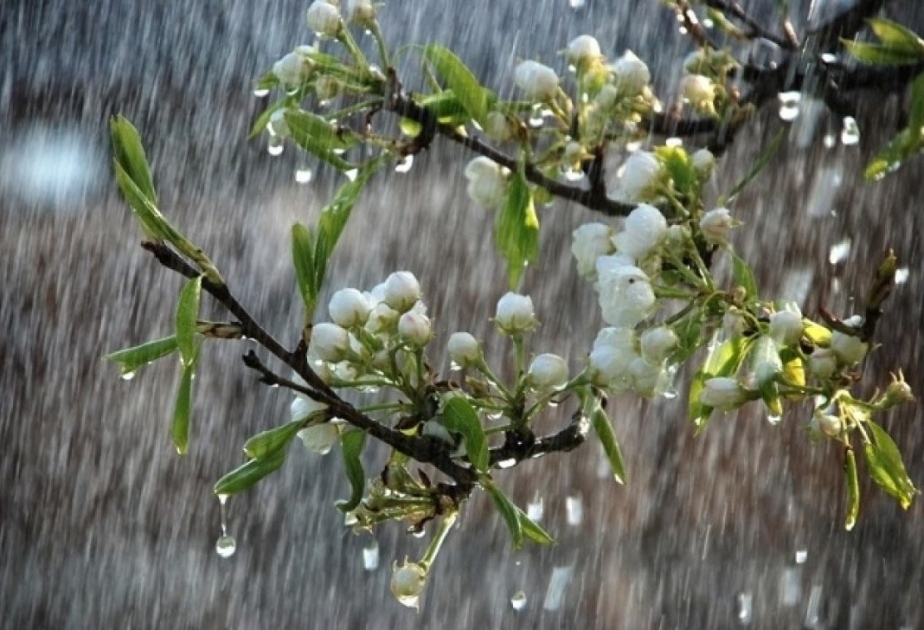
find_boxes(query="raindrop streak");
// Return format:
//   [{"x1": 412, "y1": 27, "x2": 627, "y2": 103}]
[
  {"x1": 766, "y1": 414, "x2": 781, "y2": 426},
  {"x1": 215, "y1": 494, "x2": 236, "y2": 559},
  {"x1": 828, "y1": 238, "x2": 851, "y2": 265},
  {"x1": 780, "y1": 566, "x2": 801, "y2": 607},
  {"x1": 565, "y1": 495, "x2": 583, "y2": 526},
  {"x1": 497, "y1": 458, "x2": 517, "y2": 469},
  {"x1": 778, "y1": 91, "x2": 801, "y2": 122},
  {"x1": 804, "y1": 584, "x2": 823, "y2": 628},
  {"x1": 840, "y1": 117, "x2": 860, "y2": 145},
  {"x1": 267, "y1": 136, "x2": 285, "y2": 156},
  {"x1": 895, "y1": 267, "x2": 910, "y2": 284},
  {"x1": 510, "y1": 591, "x2": 527, "y2": 611},
  {"x1": 527, "y1": 496, "x2": 544, "y2": 522},
  {"x1": 795, "y1": 549, "x2": 808, "y2": 564},
  {"x1": 736, "y1": 591, "x2": 753, "y2": 625},
  {"x1": 362, "y1": 539, "x2": 379, "y2": 571},
  {"x1": 395, "y1": 155, "x2": 414, "y2": 173},
  {"x1": 295, "y1": 168, "x2": 313, "y2": 184},
  {"x1": 120, "y1": 371, "x2": 137, "y2": 381},
  {"x1": 253, "y1": 87, "x2": 270, "y2": 98},
  {"x1": 543, "y1": 565, "x2": 574, "y2": 611}
]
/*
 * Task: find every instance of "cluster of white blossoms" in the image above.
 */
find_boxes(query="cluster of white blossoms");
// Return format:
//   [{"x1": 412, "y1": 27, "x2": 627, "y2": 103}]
[{"x1": 464, "y1": 157, "x2": 509, "y2": 208}]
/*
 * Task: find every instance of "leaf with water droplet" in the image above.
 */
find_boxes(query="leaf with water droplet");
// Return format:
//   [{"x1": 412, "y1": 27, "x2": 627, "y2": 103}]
[
  {"x1": 587, "y1": 396, "x2": 627, "y2": 484},
  {"x1": 420, "y1": 45, "x2": 490, "y2": 123},
  {"x1": 844, "y1": 446, "x2": 860, "y2": 531},
  {"x1": 175, "y1": 275, "x2": 202, "y2": 368},
  {"x1": 213, "y1": 445, "x2": 287, "y2": 496},
  {"x1": 496, "y1": 171, "x2": 539, "y2": 289},
  {"x1": 284, "y1": 110, "x2": 357, "y2": 172},
  {"x1": 105, "y1": 335, "x2": 178, "y2": 376},
  {"x1": 336, "y1": 429, "x2": 367, "y2": 512},
  {"x1": 864, "y1": 421, "x2": 917, "y2": 509},
  {"x1": 242, "y1": 419, "x2": 306, "y2": 461},
  {"x1": 172, "y1": 362, "x2": 195, "y2": 456},
  {"x1": 441, "y1": 397, "x2": 488, "y2": 472}
]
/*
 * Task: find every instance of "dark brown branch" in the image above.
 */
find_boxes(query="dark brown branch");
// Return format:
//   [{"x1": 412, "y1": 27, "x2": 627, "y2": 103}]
[
  {"x1": 489, "y1": 412, "x2": 590, "y2": 466},
  {"x1": 704, "y1": 0, "x2": 798, "y2": 50},
  {"x1": 674, "y1": 1, "x2": 719, "y2": 50},
  {"x1": 807, "y1": 0, "x2": 892, "y2": 52}
]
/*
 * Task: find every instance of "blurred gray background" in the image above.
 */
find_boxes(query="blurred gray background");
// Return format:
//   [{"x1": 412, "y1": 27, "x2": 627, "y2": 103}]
[{"x1": 2, "y1": 1, "x2": 923, "y2": 627}]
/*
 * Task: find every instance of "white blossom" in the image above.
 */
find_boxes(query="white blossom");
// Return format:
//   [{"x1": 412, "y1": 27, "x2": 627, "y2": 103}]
[
  {"x1": 691, "y1": 148, "x2": 715, "y2": 179},
  {"x1": 528, "y1": 353, "x2": 569, "y2": 388},
  {"x1": 572, "y1": 222, "x2": 614, "y2": 278},
  {"x1": 495, "y1": 292, "x2": 536, "y2": 334},
  {"x1": 514, "y1": 60, "x2": 559, "y2": 101},
  {"x1": 383, "y1": 271, "x2": 421, "y2": 313},
  {"x1": 448, "y1": 332, "x2": 481, "y2": 367},
  {"x1": 329, "y1": 288, "x2": 371, "y2": 328},
  {"x1": 306, "y1": 1, "x2": 342, "y2": 37},
  {"x1": 310, "y1": 322, "x2": 350, "y2": 362},
  {"x1": 391, "y1": 560, "x2": 428, "y2": 610},
  {"x1": 610, "y1": 50, "x2": 650, "y2": 93},
  {"x1": 483, "y1": 111, "x2": 514, "y2": 142},
  {"x1": 681, "y1": 74, "x2": 715, "y2": 109},
  {"x1": 769, "y1": 309, "x2": 803, "y2": 347},
  {"x1": 565, "y1": 35, "x2": 602, "y2": 66},
  {"x1": 290, "y1": 395, "x2": 327, "y2": 421},
  {"x1": 616, "y1": 152, "x2": 662, "y2": 202},
  {"x1": 297, "y1": 423, "x2": 340, "y2": 455},
  {"x1": 464, "y1": 157, "x2": 507, "y2": 207},
  {"x1": 272, "y1": 52, "x2": 307, "y2": 87},
  {"x1": 699, "y1": 377, "x2": 746, "y2": 411},
  {"x1": 613, "y1": 203, "x2": 668, "y2": 260},
  {"x1": 628, "y1": 356, "x2": 669, "y2": 398},
  {"x1": 597, "y1": 264, "x2": 655, "y2": 327},
  {"x1": 640, "y1": 326, "x2": 678, "y2": 363},
  {"x1": 588, "y1": 327, "x2": 637, "y2": 390},
  {"x1": 398, "y1": 312, "x2": 432, "y2": 346},
  {"x1": 346, "y1": 0, "x2": 376, "y2": 26},
  {"x1": 809, "y1": 348, "x2": 837, "y2": 379},
  {"x1": 699, "y1": 207, "x2": 734, "y2": 244},
  {"x1": 831, "y1": 327, "x2": 868, "y2": 365}
]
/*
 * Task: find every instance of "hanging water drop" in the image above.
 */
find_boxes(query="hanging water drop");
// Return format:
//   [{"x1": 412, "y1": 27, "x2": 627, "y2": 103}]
[
  {"x1": 267, "y1": 135, "x2": 285, "y2": 156},
  {"x1": 766, "y1": 413, "x2": 781, "y2": 426},
  {"x1": 510, "y1": 590, "x2": 527, "y2": 611},
  {"x1": 215, "y1": 535, "x2": 237, "y2": 558},
  {"x1": 253, "y1": 87, "x2": 270, "y2": 98},
  {"x1": 345, "y1": 168, "x2": 359, "y2": 182},
  {"x1": 736, "y1": 591, "x2": 753, "y2": 625},
  {"x1": 295, "y1": 168, "x2": 313, "y2": 184},
  {"x1": 496, "y1": 458, "x2": 517, "y2": 469},
  {"x1": 840, "y1": 116, "x2": 860, "y2": 146},
  {"x1": 778, "y1": 91, "x2": 801, "y2": 122},
  {"x1": 395, "y1": 155, "x2": 414, "y2": 173},
  {"x1": 795, "y1": 549, "x2": 808, "y2": 564},
  {"x1": 362, "y1": 539, "x2": 379, "y2": 571},
  {"x1": 527, "y1": 496, "x2": 544, "y2": 522},
  {"x1": 565, "y1": 495, "x2": 583, "y2": 525},
  {"x1": 120, "y1": 371, "x2": 137, "y2": 381},
  {"x1": 528, "y1": 105, "x2": 544, "y2": 128}
]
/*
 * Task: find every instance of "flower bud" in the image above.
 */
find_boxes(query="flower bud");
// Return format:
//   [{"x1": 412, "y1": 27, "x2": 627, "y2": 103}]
[
  {"x1": 315, "y1": 75, "x2": 340, "y2": 100},
  {"x1": 464, "y1": 157, "x2": 508, "y2": 207},
  {"x1": 391, "y1": 560, "x2": 428, "y2": 610},
  {"x1": 307, "y1": 1, "x2": 342, "y2": 37},
  {"x1": 383, "y1": 271, "x2": 421, "y2": 313},
  {"x1": 813, "y1": 405, "x2": 842, "y2": 437},
  {"x1": 808, "y1": 348, "x2": 837, "y2": 379},
  {"x1": 769, "y1": 309, "x2": 803, "y2": 346},
  {"x1": 448, "y1": 332, "x2": 481, "y2": 367},
  {"x1": 398, "y1": 312, "x2": 432, "y2": 346},
  {"x1": 346, "y1": 0, "x2": 377, "y2": 27},
  {"x1": 617, "y1": 152, "x2": 662, "y2": 203},
  {"x1": 328, "y1": 288, "x2": 370, "y2": 328},
  {"x1": 565, "y1": 35, "x2": 602, "y2": 67},
  {"x1": 597, "y1": 264, "x2": 655, "y2": 327},
  {"x1": 528, "y1": 353, "x2": 569, "y2": 389},
  {"x1": 681, "y1": 74, "x2": 715, "y2": 109},
  {"x1": 610, "y1": 50, "x2": 650, "y2": 93},
  {"x1": 311, "y1": 322, "x2": 350, "y2": 362},
  {"x1": 699, "y1": 377, "x2": 747, "y2": 411},
  {"x1": 366, "y1": 302, "x2": 399, "y2": 334},
  {"x1": 290, "y1": 395, "x2": 327, "y2": 421},
  {"x1": 593, "y1": 84, "x2": 620, "y2": 110},
  {"x1": 272, "y1": 52, "x2": 308, "y2": 87},
  {"x1": 640, "y1": 326, "x2": 678, "y2": 363},
  {"x1": 297, "y1": 423, "x2": 340, "y2": 455},
  {"x1": 495, "y1": 292, "x2": 536, "y2": 334},
  {"x1": 514, "y1": 60, "x2": 560, "y2": 101},
  {"x1": 484, "y1": 111, "x2": 514, "y2": 142},
  {"x1": 699, "y1": 207, "x2": 734, "y2": 244},
  {"x1": 613, "y1": 203, "x2": 668, "y2": 260},
  {"x1": 571, "y1": 222, "x2": 614, "y2": 278},
  {"x1": 691, "y1": 148, "x2": 715, "y2": 179},
  {"x1": 752, "y1": 335, "x2": 783, "y2": 386},
  {"x1": 878, "y1": 370, "x2": 915, "y2": 409},
  {"x1": 831, "y1": 323, "x2": 868, "y2": 366},
  {"x1": 588, "y1": 327, "x2": 637, "y2": 390}
]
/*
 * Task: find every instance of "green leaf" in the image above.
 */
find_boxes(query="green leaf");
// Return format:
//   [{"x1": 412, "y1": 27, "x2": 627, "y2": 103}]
[
  {"x1": 243, "y1": 419, "x2": 306, "y2": 461},
  {"x1": 337, "y1": 430, "x2": 367, "y2": 512},
  {"x1": 292, "y1": 223, "x2": 318, "y2": 314},
  {"x1": 418, "y1": 90, "x2": 469, "y2": 122},
  {"x1": 654, "y1": 146, "x2": 696, "y2": 197},
  {"x1": 175, "y1": 275, "x2": 203, "y2": 368},
  {"x1": 720, "y1": 129, "x2": 783, "y2": 205},
  {"x1": 172, "y1": 362, "x2": 195, "y2": 456},
  {"x1": 112, "y1": 162, "x2": 168, "y2": 241},
  {"x1": 589, "y1": 400, "x2": 627, "y2": 484},
  {"x1": 105, "y1": 335, "x2": 178, "y2": 376},
  {"x1": 483, "y1": 479, "x2": 523, "y2": 549},
  {"x1": 421, "y1": 45, "x2": 489, "y2": 123},
  {"x1": 866, "y1": 18, "x2": 924, "y2": 55},
  {"x1": 517, "y1": 506, "x2": 554, "y2": 545},
  {"x1": 864, "y1": 421, "x2": 917, "y2": 509},
  {"x1": 730, "y1": 252, "x2": 758, "y2": 301},
  {"x1": 841, "y1": 41, "x2": 924, "y2": 65},
  {"x1": 689, "y1": 335, "x2": 753, "y2": 430},
  {"x1": 284, "y1": 110, "x2": 357, "y2": 172},
  {"x1": 213, "y1": 446, "x2": 287, "y2": 496},
  {"x1": 496, "y1": 172, "x2": 539, "y2": 289},
  {"x1": 110, "y1": 116, "x2": 157, "y2": 205},
  {"x1": 441, "y1": 397, "x2": 489, "y2": 472},
  {"x1": 863, "y1": 72, "x2": 924, "y2": 181},
  {"x1": 844, "y1": 446, "x2": 860, "y2": 531}
]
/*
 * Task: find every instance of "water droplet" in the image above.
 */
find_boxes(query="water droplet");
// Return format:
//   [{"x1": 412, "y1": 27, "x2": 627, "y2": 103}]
[
  {"x1": 767, "y1": 414, "x2": 781, "y2": 426},
  {"x1": 395, "y1": 593, "x2": 420, "y2": 610},
  {"x1": 253, "y1": 87, "x2": 270, "y2": 98},
  {"x1": 497, "y1": 458, "x2": 517, "y2": 469},
  {"x1": 546, "y1": 399, "x2": 559, "y2": 408},
  {"x1": 295, "y1": 168, "x2": 313, "y2": 184},
  {"x1": 362, "y1": 539, "x2": 379, "y2": 571},
  {"x1": 344, "y1": 168, "x2": 359, "y2": 182},
  {"x1": 780, "y1": 566, "x2": 801, "y2": 606},
  {"x1": 568, "y1": 0, "x2": 585, "y2": 9},
  {"x1": 795, "y1": 549, "x2": 808, "y2": 564},
  {"x1": 527, "y1": 496, "x2": 544, "y2": 521},
  {"x1": 666, "y1": 136, "x2": 683, "y2": 147},
  {"x1": 562, "y1": 167, "x2": 584, "y2": 182},
  {"x1": 828, "y1": 238, "x2": 851, "y2": 265},
  {"x1": 823, "y1": 134, "x2": 837, "y2": 148},
  {"x1": 778, "y1": 91, "x2": 802, "y2": 122},
  {"x1": 395, "y1": 154, "x2": 414, "y2": 173},
  {"x1": 895, "y1": 267, "x2": 910, "y2": 284},
  {"x1": 565, "y1": 495, "x2": 583, "y2": 526},
  {"x1": 702, "y1": 17, "x2": 714, "y2": 28},
  {"x1": 661, "y1": 388, "x2": 678, "y2": 399},
  {"x1": 120, "y1": 371, "x2": 137, "y2": 381},
  {"x1": 510, "y1": 590, "x2": 528, "y2": 611},
  {"x1": 820, "y1": 53, "x2": 838, "y2": 64},
  {"x1": 215, "y1": 535, "x2": 237, "y2": 558},
  {"x1": 267, "y1": 136, "x2": 285, "y2": 156},
  {"x1": 840, "y1": 116, "x2": 860, "y2": 145},
  {"x1": 542, "y1": 565, "x2": 573, "y2": 611},
  {"x1": 804, "y1": 584, "x2": 823, "y2": 628},
  {"x1": 448, "y1": 361, "x2": 462, "y2": 372},
  {"x1": 528, "y1": 105, "x2": 544, "y2": 128},
  {"x1": 332, "y1": 147, "x2": 346, "y2": 155},
  {"x1": 411, "y1": 527, "x2": 427, "y2": 538},
  {"x1": 736, "y1": 591, "x2": 753, "y2": 624},
  {"x1": 486, "y1": 412, "x2": 503, "y2": 421}
]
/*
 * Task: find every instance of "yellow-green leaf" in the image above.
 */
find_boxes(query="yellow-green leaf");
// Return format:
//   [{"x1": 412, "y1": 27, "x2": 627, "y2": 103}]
[
  {"x1": 110, "y1": 116, "x2": 158, "y2": 204},
  {"x1": 105, "y1": 335, "x2": 178, "y2": 376},
  {"x1": 243, "y1": 419, "x2": 306, "y2": 461},
  {"x1": 844, "y1": 446, "x2": 860, "y2": 531},
  {"x1": 284, "y1": 109, "x2": 357, "y2": 171},
  {"x1": 172, "y1": 362, "x2": 195, "y2": 456},
  {"x1": 496, "y1": 171, "x2": 539, "y2": 289},
  {"x1": 175, "y1": 275, "x2": 203, "y2": 368},
  {"x1": 589, "y1": 400, "x2": 627, "y2": 484},
  {"x1": 421, "y1": 45, "x2": 489, "y2": 123},
  {"x1": 865, "y1": 421, "x2": 917, "y2": 509},
  {"x1": 213, "y1": 446, "x2": 287, "y2": 496}
]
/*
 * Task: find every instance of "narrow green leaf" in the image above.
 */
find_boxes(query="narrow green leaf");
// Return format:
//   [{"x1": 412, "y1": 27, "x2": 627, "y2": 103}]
[
  {"x1": 483, "y1": 479, "x2": 523, "y2": 549},
  {"x1": 841, "y1": 41, "x2": 924, "y2": 65},
  {"x1": 213, "y1": 446, "x2": 287, "y2": 496},
  {"x1": 844, "y1": 446, "x2": 860, "y2": 531},
  {"x1": 441, "y1": 397, "x2": 489, "y2": 472},
  {"x1": 730, "y1": 252, "x2": 758, "y2": 300},
  {"x1": 105, "y1": 335, "x2": 178, "y2": 376},
  {"x1": 292, "y1": 223, "x2": 317, "y2": 313},
  {"x1": 421, "y1": 45, "x2": 489, "y2": 123},
  {"x1": 243, "y1": 419, "x2": 306, "y2": 461},
  {"x1": 336, "y1": 430, "x2": 367, "y2": 512},
  {"x1": 863, "y1": 72, "x2": 924, "y2": 181},
  {"x1": 110, "y1": 116, "x2": 157, "y2": 204},
  {"x1": 516, "y1": 505, "x2": 555, "y2": 545},
  {"x1": 908, "y1": 72, "x2": 924, "y2": 133},
  {"x1": 172, "y1": 362, "x2": 195, "y2": 456},
  {"x1": 865, "y1": 421, "x2": 917, "y2": 509},
  {"x1": 112, "y1": 162, "x2": 168, "y2": 240},
  {"x1": 720, "y1": 129, "x2": 783, "y2": 204},
  {"x1": 175, "y1": 275, "x2": 203, "y2": 367},
  {"x1": 496, "y1": 172, "x2": 539, "y2": 289},
  {"x1": 589, "y1": 401, "x2": 627, "y2": 484},
  {"x1": 866, "y1": 18, "x2": 924, "y2": 55},
  {"x1": 284, "y1": 110, "x2": 356, "y2": 171}
]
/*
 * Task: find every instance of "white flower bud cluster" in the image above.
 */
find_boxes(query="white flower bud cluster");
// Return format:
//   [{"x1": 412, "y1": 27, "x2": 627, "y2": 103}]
[
  {"x1": 464, "y1": 157, "x2": 509, "y2": 208},
  {"x1": 613, "y1": 152, "x2": 663, "y2": 203},
  {"x1": 307, "y1": 1, "x2": 343, "y2": 38},
  {"x1": 588, "y1": 326, "x2": 674, "y2": 397},
  {"x1": 514, "y1": 60, "x2": 560, "y2": 101}
]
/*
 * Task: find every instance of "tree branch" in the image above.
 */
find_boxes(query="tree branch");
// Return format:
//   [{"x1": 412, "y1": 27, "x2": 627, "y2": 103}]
[{"x1": 704, "y1": 0, "x2": 798, "y2": 50}]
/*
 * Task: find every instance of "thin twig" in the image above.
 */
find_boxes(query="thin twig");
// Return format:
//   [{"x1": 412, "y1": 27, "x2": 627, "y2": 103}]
[{"x1": 704, "y1": 0, "x2": 798, "y2": 50}]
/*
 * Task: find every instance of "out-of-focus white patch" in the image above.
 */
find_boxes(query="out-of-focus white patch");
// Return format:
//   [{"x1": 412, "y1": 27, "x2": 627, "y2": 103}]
[
  {"x1": 828, "y1": 238, "x2": 851, "y2": 265},
  {"x1": 0, "y1": 123, "x2": 104, "y2": 211}
]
